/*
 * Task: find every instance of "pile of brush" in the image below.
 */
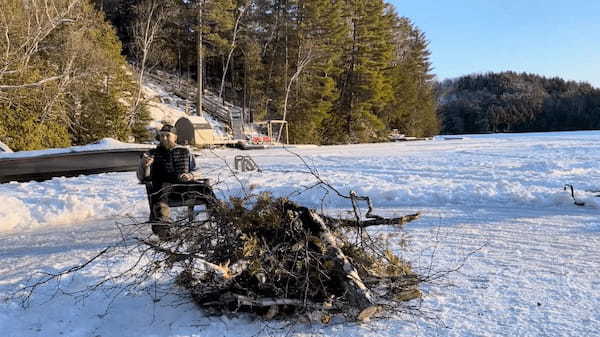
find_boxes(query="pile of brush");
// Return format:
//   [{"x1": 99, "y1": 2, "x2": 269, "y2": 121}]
[{"x1": 142, "y1": 193, "x2": 422, "y2": 322}]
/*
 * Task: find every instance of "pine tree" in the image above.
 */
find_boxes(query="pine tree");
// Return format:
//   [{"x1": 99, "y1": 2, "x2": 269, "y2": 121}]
[
  {"x1": 283, "y1": 0, "x2": 347, "y2": 144},
  {"x1": 385, "y1": 18, "x2": 439, "y2": 137},
  {"x1": 322, "y1": 0, "x2": 394, "y2": 144}
]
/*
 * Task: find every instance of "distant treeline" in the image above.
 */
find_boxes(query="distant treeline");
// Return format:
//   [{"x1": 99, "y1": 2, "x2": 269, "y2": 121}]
[
  {"x1": 96, "y1": 0, "x2": 439, "y2": 144},
  {"x1": 437, "y1": 72, "x2": 600, "y2": 135}
]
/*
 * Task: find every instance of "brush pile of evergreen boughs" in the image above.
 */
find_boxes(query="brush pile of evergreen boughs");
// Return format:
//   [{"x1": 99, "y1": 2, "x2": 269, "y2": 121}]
[{"x1": 145, "y1": 193, "x2": 422, "y2": 322}]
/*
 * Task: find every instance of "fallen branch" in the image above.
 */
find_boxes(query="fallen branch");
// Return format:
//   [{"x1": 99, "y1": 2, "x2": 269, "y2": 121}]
[
  {"x1": 215, "y1": 293, "x2": 327, "y2": 309},
  {"x1": 293, "y1": 204, "x2": 374, "y2": 310},
  {"x1": 324, "y1": 212, "x2": 421, "y2": 228},
  {"x1": 0, "y1": 75, "x2": 64, "y2": 91}
]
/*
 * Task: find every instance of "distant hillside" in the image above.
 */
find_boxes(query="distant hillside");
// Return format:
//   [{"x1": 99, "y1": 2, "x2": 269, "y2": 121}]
[{"x1": 436, "y1": 72, "x2": 600, "y2": 134}]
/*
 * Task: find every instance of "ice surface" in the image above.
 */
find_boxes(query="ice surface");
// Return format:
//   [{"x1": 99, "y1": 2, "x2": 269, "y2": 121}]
[{"x1": 1, "y1": 131, "x2": 599, "y2": 336}]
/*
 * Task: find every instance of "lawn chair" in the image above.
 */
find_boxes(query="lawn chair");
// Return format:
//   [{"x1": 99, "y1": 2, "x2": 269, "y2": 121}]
[
  {"x1": 138, "y1": 151, "x2": 218, "y2": 223},
  {"x1": 143, "y1": 179, "x2": 217, "y2": 222}
]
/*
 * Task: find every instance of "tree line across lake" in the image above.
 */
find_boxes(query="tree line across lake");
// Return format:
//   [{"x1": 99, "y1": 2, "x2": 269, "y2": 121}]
[{"x1": 436, "y1": 72, "x2": 600, "y2": 135}]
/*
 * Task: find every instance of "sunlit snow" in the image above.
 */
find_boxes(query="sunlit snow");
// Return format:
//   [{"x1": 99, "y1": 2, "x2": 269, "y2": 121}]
[{"x1": 1, "y1": 131, "x2": 599, "y2": 336}]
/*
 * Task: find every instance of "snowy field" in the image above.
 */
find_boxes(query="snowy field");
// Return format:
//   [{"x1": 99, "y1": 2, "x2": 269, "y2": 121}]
[{"x1": 1, "y1": 131, "x2": 600, "y2": 336}]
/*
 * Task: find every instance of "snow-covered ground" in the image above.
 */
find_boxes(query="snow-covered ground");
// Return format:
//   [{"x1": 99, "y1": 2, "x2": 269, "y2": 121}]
[
  {"x1": 1, "y1": 131, "x2": 600, "y2": 336},
  {"x1": 143, "y1": 76, "x2": 232, "y2": 138},
  {"x1": 0, "y1": 138, "x2": 153, "y2": 160}
]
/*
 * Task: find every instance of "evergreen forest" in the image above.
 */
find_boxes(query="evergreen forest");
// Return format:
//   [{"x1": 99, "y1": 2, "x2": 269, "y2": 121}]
[
  {"x1": 0, "y1": 0, "x2": 439, "y2": 150},
  {"x1": 437, "y1": 72, "x2": 600, "y2": 135}
]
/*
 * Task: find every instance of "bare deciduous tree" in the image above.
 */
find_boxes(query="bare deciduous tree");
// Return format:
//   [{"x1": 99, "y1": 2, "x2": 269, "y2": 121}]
[
  {"x1": 219, "y1": 0, "x2": 252, "y2": 102},
  {"x1": 196, "y1": 0, "x2": 204, "y2": 117},
  {"x1": 277, "y1": 45, "x2": 313, "y2": 142},
  {"x1": 0, "y1": 0, "x2": 82, "y2": 91},
  {"x1": 129, "y1": 0, "x2": 173, "y2": 127}
]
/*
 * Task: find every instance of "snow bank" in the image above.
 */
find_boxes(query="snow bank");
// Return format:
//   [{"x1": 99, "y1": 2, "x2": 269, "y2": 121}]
[
  {"x1": 0, "y1": 138, "x2": 153, "y2": 159},
  {"x1": 0, "y1": 173, "x2": 148, "y2": 231},
  {"x1": 142, "y1": 82, "x2": 189, "y2": 128},
  {"x1": 0, "y1": 195, "x2": 35, "y2": 231},
  {"x1": 142, "y1": 77, "x2": 232, "y2": 138},
  {"x1": 0, "y1": 140, "x2": 12, "y2": 153}
]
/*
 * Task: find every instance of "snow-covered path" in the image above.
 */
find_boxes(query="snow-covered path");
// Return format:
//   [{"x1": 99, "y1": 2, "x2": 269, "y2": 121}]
[{"x1": 1, "y1": 131, "x2": 600, "y2": 336}]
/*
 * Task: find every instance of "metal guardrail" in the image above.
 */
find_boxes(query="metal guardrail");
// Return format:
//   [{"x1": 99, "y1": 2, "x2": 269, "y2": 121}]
[{"x1": 0, "y1": 149, "x2": 148, "y2": 183}]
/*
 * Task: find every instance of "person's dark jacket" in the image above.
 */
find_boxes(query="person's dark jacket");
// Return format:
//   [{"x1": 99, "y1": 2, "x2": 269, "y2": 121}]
[{"x1": 137, "y1": 146, "x2": 194, "y2": 185}]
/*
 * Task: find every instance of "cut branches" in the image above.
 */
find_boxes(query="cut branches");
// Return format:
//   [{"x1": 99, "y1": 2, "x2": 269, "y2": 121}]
[{"x1": 146, "y1": 194, "x2": 422, "y2": 321}]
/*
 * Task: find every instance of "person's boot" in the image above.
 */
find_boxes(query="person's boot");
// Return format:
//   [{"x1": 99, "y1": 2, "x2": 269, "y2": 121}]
[
  {"x1": 151, "y1": 202, "x2": 173, "y2": 240},
  {"x1": 151, "y1": 223, "x2": 172, "y2": 240}
]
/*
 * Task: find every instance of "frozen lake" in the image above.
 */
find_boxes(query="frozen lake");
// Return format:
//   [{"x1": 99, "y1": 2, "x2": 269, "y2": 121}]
[{"x1": 1, "y1": 131, "x2": 599, "y2": 336}]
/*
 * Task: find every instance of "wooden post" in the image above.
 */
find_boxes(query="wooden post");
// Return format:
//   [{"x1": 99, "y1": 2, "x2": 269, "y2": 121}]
[
  {"x1": 268, "y1": 122, "x2": 273, "y2": 141},
  {"x1": 285, "y1": 123, "x2": 289, "y2": 144},
  {"x1": 196, "y1": 0, "x2": 203, "y2": 117}
]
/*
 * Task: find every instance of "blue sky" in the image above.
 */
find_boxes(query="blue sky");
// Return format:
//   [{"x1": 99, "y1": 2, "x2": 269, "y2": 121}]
[{"x1": 388, "y1": 0, "x2": 600, "y2": 87}]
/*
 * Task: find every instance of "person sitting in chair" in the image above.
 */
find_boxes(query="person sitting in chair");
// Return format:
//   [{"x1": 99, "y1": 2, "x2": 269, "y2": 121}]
[{"x1": 137, "y1": 124, "x2": 195, "y2": 230}]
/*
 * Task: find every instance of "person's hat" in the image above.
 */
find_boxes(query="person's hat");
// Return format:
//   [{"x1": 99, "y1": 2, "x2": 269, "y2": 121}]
[{"x1": 159, "y1": 124, "x2": 177, "y2": 135}]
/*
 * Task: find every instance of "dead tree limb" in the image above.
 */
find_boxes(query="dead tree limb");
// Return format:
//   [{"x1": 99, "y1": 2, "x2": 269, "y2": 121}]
[
  {"x1": 214, "y1": 293, "x2": 327, "y2": 309},
  {"x1": 219, "y1": 0, "x2": 251, "y2": 102},
  {"x1": 323, "y1": 212, "x2": 421, "y2": 228},
  {"x1": 291, "y1": 204, "x2": 374, "y2": 311},
  {"x1": 0, "y1": 75, "x2": 64, "y2": 91}
]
